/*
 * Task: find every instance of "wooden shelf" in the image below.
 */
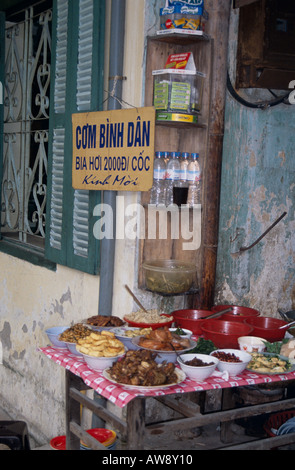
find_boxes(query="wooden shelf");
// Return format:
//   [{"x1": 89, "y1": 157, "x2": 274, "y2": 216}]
[
  {"x1": 156, "y1": 120, "x2": 207, "y2": 130},
  {"x1": 138, "y1": 35, "x2": 213, "y2": 305},
  {"x1": 150, "y1": 30, "x2": 211, "y2": 46}
]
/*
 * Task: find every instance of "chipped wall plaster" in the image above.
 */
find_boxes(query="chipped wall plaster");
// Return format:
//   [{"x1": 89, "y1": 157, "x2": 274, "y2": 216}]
[
  {"x1": 0, "y1": 254, "x2": 99, "y2": 445},
  {"x1": 215, "y1": 7, "x2": 295, "y2": 318},
  {"x1": 215, "y1": 39, "x2": 295, "y2": 316}
]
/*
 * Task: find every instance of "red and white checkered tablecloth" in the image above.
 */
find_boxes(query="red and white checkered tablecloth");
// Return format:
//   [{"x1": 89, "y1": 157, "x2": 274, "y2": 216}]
[{"x1": 39, "y1": 347, "x2": 295, "y2": 408}]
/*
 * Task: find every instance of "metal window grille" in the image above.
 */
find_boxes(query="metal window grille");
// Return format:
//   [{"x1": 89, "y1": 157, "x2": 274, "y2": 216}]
[{"x1": 1, "y1": 1, "x2": 52, "y2": 247}]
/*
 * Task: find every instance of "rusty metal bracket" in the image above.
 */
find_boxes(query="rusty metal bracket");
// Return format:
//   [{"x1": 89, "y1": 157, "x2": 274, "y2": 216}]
[{"x1": 232, "y1": 211, "x2": 287, "y2": 255}]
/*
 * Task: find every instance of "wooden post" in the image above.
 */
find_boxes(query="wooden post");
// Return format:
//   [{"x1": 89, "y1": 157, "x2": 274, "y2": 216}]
[
  {"x1": 198, "y1": 0, "x2": 232, "y2": 309},
  {"x1": 65, "y1": 370, "x2": 81, "y2": 450},
  {"x1": 126, "y1": 397, "x2": 146, "y2": 450}
]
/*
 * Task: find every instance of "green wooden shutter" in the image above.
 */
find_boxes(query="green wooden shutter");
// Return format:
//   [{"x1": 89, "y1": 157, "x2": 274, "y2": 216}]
[{"x1": 45, "y1": 0, "x2": 105, "y2": 274}]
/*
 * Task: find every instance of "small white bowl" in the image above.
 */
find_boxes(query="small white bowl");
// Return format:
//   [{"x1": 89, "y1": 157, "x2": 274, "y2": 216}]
[
  {"x1": 177, "y1": 353, "x2": 219, "y2": 382},
  {"x1": 238, "y1": 336, "x2": 266, "y2": 353},
  {"x1": 169, "y1": 328, "x2": 193, "y2": 339},
  {"x1": 210, "y1": 348, "x2": 252, "y2": 376},
  {"x1": 66, "y1": 342, "x2": 83, "y2": 357},
  {"x1": 82, "y1": 351, "x2": 126, "y2": 371},
  {"x1": 46, "y1": 326, "x2": 69, "y2": 348}
]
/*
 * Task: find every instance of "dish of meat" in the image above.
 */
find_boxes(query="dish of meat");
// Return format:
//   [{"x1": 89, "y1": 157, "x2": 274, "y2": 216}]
[
  {"x1": 103, "y1": 368, "x2": 185, "y2": 391},
  {"x1": 136, "y1": 327, "x2": 193, "y2": 351},
  {"x1": 103, "y1": 349, "x2": 186, "y2": 390},
  {"x1": 85, "y1": 315, "x2": 125, "y2": 329}
]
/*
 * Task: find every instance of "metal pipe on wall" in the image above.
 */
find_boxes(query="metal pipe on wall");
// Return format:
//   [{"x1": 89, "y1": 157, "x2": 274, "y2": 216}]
[
  {"x1": 92, "y1": 0, "x2": 126, "y2": 430},
  {"x1": 98, "y1": 0, "x2": 126, "y2": 316}
]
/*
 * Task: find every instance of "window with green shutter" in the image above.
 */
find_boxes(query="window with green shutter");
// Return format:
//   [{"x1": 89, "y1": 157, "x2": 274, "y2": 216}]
[{"x1": 0, "y1": 0, "x2": 105, "y2": 274}]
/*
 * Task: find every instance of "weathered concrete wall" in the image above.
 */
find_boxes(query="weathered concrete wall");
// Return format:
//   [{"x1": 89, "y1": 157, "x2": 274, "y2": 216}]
[
  {"x1": 215, "y1": 11, "x2": 295, "y2": 316},
  {"x1": 0, "y1": 255, "x2": 99, "y2": 445},
  {"x1": 215, "y1": 99, "x2": 295, "y2": 315}
]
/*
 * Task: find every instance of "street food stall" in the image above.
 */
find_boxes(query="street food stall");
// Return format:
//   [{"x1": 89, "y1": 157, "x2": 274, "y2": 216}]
[
  {"x1": 40, "y1": 3, "x2": 295, "y2": 449},
  {"x1": 40, "y1": 309, "x2": 295, "y2": 450}
]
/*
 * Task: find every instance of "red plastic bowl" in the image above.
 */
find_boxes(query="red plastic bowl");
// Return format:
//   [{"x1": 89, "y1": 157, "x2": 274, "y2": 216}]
[
  {"x1": 200, "y1": 319, "x2": 253, "y2": 348},
  {"x1": 212, "y1": 304, "x2": 260, "y2": 322},
  {"x1": 244, "y1": 316, "x2": 288, "y2": 342},
  {"x1": 171, "y1": 309, "x2": 215, "y2": 335}
]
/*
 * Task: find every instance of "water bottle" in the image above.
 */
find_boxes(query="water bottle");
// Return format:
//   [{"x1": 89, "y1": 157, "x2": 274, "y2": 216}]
[
  {"x1": 165, "y1": 152, "x2": 180, "y2": 206},
  {"x1": 150, "y1": 151, "x2": 167, "y2": 205},
  {"x1": 187, "y1": 152, "x2": 201, "y2": 206},
  {"x1": 179, "y1": 152, "x2": 189, "y2": 186},
  {"x1": 172, "y1": 152, "x2": 189, "y2": 206}
]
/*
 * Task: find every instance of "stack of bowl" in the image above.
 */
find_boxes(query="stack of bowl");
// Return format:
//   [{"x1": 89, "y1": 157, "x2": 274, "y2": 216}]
[
  {"x1": 171, "y1": 309, "x2": 215, "y2": 336},
  {"x1": 46, "y1": 326, "x2": 69, "y2": 349},
  {"x1": 200, "y1": 319, "x2": 253, "y2": 349},
  {"x1": 244, "y1": 316, "x2": 289, "y2": 342},
  {"x1": 171, "y1": 306, "x2": 255, "y2": 348},
  {"x1": 211, "y1": 304, "x2": 260, "y2": 322}
]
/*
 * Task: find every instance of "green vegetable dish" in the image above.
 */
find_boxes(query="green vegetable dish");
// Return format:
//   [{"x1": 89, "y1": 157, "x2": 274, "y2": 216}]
[
  {"x1": 185, "y1": 337, "x2": 216, "y2": 355},
  {"x1": 173, "y1": 327, "x2": 186, "y2": 336}
]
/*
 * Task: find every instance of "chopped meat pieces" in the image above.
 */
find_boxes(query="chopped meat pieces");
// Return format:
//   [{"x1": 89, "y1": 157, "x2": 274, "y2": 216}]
[
  {"x1": 107, "y1": 349, "x2": 178, "y2": 387},
  {"x1": 86, "y1": 315, "x2": 124, "y2": 327},
  {"x1": 184, "y1": 357, "x2": 215, "y2": 367}
]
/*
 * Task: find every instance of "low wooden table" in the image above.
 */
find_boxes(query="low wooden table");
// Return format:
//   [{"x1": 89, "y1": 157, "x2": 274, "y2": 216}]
[{"x1": 40, "y1": 347, "x2": 295, "y2": 450}]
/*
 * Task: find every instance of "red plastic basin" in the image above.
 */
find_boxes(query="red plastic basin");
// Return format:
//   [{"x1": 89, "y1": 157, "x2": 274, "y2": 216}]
[
  {"x1": 244, "y1": 316, "x2": 288, "y2": 342},
  {"x1": 212, "y1": 304, "x2": 260, "y2": 322},
  {"x1": 200, "y1": 319, "x2": 253, "y2": 348},
  {"x1": 171, "y1": 309, "x2": 214, "y2": 335}
]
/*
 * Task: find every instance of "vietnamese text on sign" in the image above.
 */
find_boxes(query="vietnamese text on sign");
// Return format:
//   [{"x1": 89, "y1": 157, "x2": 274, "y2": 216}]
[{"x1": 72, "y1": 107, "x2": 155, "y2": 191}]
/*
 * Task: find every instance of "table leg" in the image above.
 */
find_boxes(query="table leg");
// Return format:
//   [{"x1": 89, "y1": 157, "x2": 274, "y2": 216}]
[
  {"x1": 126, "y1": 397, "x2": 146, "y2": 450},
  {"x1": 65, "y1": 370, "x2": 81, "y2": 450}
]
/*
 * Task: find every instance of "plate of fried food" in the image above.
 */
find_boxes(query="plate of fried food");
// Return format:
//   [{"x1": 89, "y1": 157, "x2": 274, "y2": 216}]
[
  {"x1": 131, "y1": 327, "x2": 196, "y2": 362},
  {"x1": 103, "y1": 349, "x2": 186, "y2": 390},
  {"x1": 85, "y1": 314, "x2": 125, "y2": 331},
  {"x1": 76, "y1": 330, "x2": 126, "y2": 370},
  {"x1": 58, "y1": 323, "x2": 93, "y2": 356}
]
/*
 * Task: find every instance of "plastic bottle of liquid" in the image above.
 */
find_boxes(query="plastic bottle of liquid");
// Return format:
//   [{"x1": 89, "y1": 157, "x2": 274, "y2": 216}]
[
  {"x1": 172, "y1": 152, "x2": 189, "y2": 206},
  {"x1": 179, "y1": 152, "x2": 189, "y2": 186},
  {"x1": 150, "y1": 151, "x2": 167, "y2": 205},
  {"x1": 187, "y1": 152, "x2": 201, "y2": 206},
  {"x1": 165, "y1": 151, "x2": 180, "y2": 206}
]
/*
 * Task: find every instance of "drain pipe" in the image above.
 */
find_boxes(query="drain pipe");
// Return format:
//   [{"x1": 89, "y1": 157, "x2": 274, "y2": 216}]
[
  {"x1": 98, "y1": 0, "x2": 126, "y2": 316},
  {"x1": 92, "y1": 0, "x2": 126, "y2": 430}
]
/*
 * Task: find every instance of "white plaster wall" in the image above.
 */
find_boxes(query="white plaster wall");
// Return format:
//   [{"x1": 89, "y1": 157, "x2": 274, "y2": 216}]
[{"x1": 0, "y1": 254, "x2": 99, "y2": 444}]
